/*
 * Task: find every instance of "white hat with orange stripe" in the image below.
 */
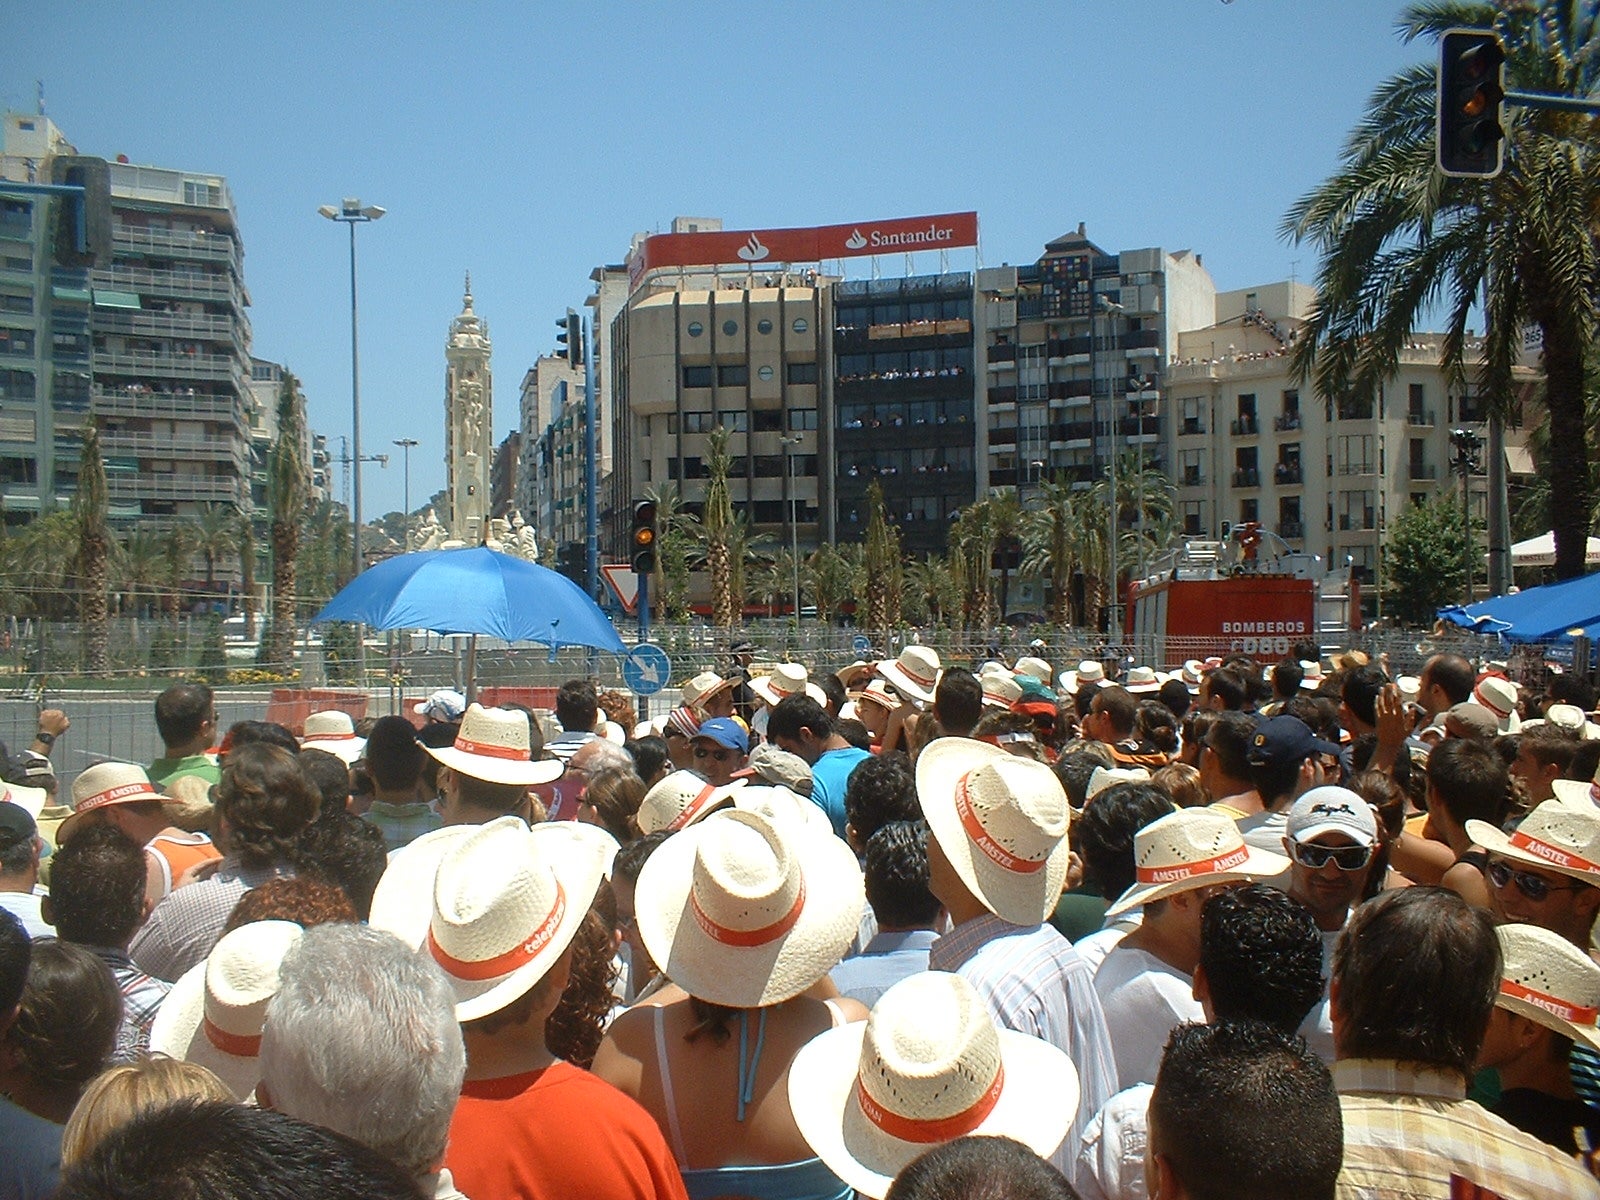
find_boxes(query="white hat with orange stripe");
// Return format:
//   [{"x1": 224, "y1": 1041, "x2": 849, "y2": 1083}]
[
  {"x1": 635, "y1": 769, "x2": 744, "y2": 836},
  {"x1": 1467, "y1": 799, "x2": 1600, "y2": 888},
  {"x1": 1105, "y1": 807, "x2": 1290, "y2": 918},
  {"x1": 1494, "y1": 922, "x2": 1600, "y2": 1051},
  {"x1": 57, "y1": 761, "x2": 169, "y2": 845},
  {"x1": 421, "y1": 703, "x2": 564, "y2": 787}
]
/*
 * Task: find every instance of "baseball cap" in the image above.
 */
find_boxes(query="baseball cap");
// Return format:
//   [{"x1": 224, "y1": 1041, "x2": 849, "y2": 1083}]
[
  {"x1": 413, "y1": 689, "x2": 467, "y2": 722},
  {"x1": 1246, "y1": 715, "x2": 1340, "y2": 769},
  {"x1": 0, "y1": 801, "x2": 36, "y2": 848},
  {"x1": 1286, "y1": 786, "x2": 1378, "y2": 848},
  {"x1": 692, "y1": 717, "x2": 749, "y2": 755}
]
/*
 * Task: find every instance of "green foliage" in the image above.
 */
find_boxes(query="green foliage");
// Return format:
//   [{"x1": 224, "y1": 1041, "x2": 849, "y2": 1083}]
[
  {"x1": 1382, "y1": 495, "x2": 1475, "y2": 625},
  {"x1": 196, "y1": 612, "x2": 228, "y2": 683},
  {"x1": 321, "y1": 621, "x2": 362, "y2": 684}
]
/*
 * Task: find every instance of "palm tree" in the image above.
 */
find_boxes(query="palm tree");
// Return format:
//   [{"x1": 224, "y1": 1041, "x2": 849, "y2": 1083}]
[
  {"x1": 266, "y1": 373, "x2": 310, "y2": 670},
  {"x1": 903, "y1": 554, "x2": 960, "y2": 628},
  {"x1": 862, "y1": 481, "x2": 903, "y2": 635},
  {"x1": 1284, "y1": 2, "x2": 1600, "y2": 579},
  {"x1": 1020, "y1": 477, "x2": 1082, "y2": 629},
  {"x1": 73, "y1": 424, "x2": 110, "y2": 676},
  {"x1": 698, "y1": 427, "x2": 737, "y2": 630},
  {"x1": 806, "y1": 543, "x2": 856, "y2": 626},
  {"x1": 190, "y1": 503, "x2": 238, "y2": 599},
  {"x1": 1096, "y1": 449, "x2": 1176, "y2": 592},
  {"x1": 237, "y1": 509, "x2": 258, "y2": 641}
]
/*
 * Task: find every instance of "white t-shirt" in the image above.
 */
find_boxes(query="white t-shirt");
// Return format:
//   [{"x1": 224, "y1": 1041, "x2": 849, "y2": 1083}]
[
  {"x1": 1297, "y1": 926, "x2": 1341, "y2": 1063},
  {"x1": 1076, "y1": 1083, "x2": 1153, "y2": 1200},
  {"x1": 1237, "y1": 808, "x2": 1289, "y2": 855},
  {"x1": 1073, "y1": 913, "x2": 1141, "y2": 976},
  {"x1": 1093, "y1": 944, "x2": 1204, "y2": 1091},
  {"x1": 0, "y1": 888, "x2": 52, "y2": 939}
]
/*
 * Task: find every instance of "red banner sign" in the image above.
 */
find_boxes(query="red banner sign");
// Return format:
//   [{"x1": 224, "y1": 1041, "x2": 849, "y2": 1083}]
[{"x1": 627, "y1": 211, "x2": 978, "y2": 289}]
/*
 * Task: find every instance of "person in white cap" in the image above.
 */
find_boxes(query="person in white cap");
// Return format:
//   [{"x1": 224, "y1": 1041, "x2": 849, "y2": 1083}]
[
  {"x1": 0, "y1": 802, "x2": 50, "y2": 939},
  {"x1": 423, "y1": 704, "x2": 563, "y2": 828},
  {"x1": 432, "y1": 818, "x2": 685, "y2": 1200},
  {"x1": 915, "y1": 738, "x2": 1117, "y2": 1183},
  {"x1": 1475, "y1": 923, "x2": 1600, "y2": 1154},
  {"x1": 414, "y1": 689, "x2": 468, "y2": 725},
  {"x1": 1093, "y1": 808, "x2": 1290, "y2": 1091}
]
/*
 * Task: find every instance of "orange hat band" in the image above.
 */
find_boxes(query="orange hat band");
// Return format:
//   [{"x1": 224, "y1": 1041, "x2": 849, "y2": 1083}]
[
  {"x1": 954, "y1": 773, "x2": 1048, "y2": 875},
  {"x1": 1507, "y1": 830, "x2": 1600, "y2": 876},
  {"x1": 855, "y1": 1064, "x2": 1004, "y2": 1144},
  {"x1": 1501, "y1": 978, "x2": 1599, "y2": 1027},
  {"x1": 452, "y1": 736, "x2": 530, "y2": 762},
  {"x1": 666, "y1": 784, "x2": 721, "y2": 833},
  {"x1": 690, "y1": 882, "x2": 805, "y2": 948},
  {"x1": 1136, "y1": 843, "x2": 1250, "y2": 886},
  {"x1": 428, "y1": 881, "x2": 568, "y2": 982},
  {"x1": 203, "y1": 1018, "x2": 262, "y2": 1058}
]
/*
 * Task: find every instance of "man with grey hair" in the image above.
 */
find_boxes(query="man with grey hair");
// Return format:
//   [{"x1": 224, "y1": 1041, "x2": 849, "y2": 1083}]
[{"x1": 258, "y1": 923, "x2": 467, "y2": 1199}]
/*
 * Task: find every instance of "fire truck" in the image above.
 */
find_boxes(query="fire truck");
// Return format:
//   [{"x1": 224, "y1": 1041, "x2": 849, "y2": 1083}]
[{"x1": 1127, "y1": 523, "x2": 1359, "y2": 664}]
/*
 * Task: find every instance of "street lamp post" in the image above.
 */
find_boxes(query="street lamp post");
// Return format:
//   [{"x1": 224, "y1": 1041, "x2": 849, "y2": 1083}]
[
  {"x1": 782, "y1": 435, "x2": 804, "y2": 619},
  {"x1": 318, "y1": 198, "x2": 385, "y2": 575},
  {"x1": 1450, "y1": 427, "x2": 1483, "y2": 605},
  {"x1": 394, "y1": 438, "x2": 418, "y2": 549}
]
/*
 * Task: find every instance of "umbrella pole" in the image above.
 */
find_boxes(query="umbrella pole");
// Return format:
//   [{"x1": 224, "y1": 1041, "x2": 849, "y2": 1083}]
[{"x1": 465, "y1": 633, "x2": 478, "y2": 705}]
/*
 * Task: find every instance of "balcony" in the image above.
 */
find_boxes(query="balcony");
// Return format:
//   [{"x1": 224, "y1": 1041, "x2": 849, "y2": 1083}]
[
  {"x1": 1232, "y1": 468, "x2": 1261, "y2": 488},
  {"x1": 1336, "y1": 402, "x2": 1375, "y2": 421},
  {"x1": 105, "y1": 471, "x2": 243, "y2": 504},
  {"x1": 97, "y1": 350, "x2": 245, "y2": 386},
  {"x1": 987, "y1": 385, "x2": 1017, "y2": 405},
  {"x1": 1280, "y1": 520, "x2": 1305, "y2": 539},
  {"x1": 1337, "y1": 462, "x2": 1378, "y2": 476},
  {"x1": 111, "y1": 225, "x2": 239, "y2": 269},
  {"x1": 1274, "y1": 413, "x2": 1302, "y2": 432},
  {"x1": 986, "y1": 343, "x2": 1017, "y2": 364},
  {"x1": 91, "y1": 308, "x2": 241, "y2": 344},
  {"x1": 1338, "y1": 512, "x2": 1378, "y2": 532},
  {"x1": 1406, "y1": 408, "x2": 1436, "y2": 427},
  {"x1": 94, "y1": 265, "x2": 239, "y2": 305},
  {"x1": 1230, "y1": 416, "x2": 1259, "y2": 436},
  {"x1": 1408, "y1": 462, "x2": 1439, "y2": 480},
  {"x1": 1273, "y1": 464, "x2": 1303, "y2": 485},
  {"x1": 92, "y1": 386, "x2": 245, "y2": 423},
  {"x1": 100, "y1": 430, "x2": 248, "y2": 469},
  {"x1": 1180, "y1": 417, "x2": 1206, "y2": 436}
]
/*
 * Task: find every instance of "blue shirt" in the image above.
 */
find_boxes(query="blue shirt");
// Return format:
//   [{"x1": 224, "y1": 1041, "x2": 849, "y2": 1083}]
[
  {"x1": 829, "y1": 928, "x2": 939, "y2": 1008},
  {"x1": 808, "y1": 746, "x2": 871, "y2": 838},
  {"x1": 0, "y1": 1094, "x2": 62, "y2": 1200}
]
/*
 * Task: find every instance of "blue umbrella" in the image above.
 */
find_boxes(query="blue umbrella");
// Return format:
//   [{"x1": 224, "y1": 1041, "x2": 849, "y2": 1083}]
[
  {"x1": 309, "y1": 546, "x2": 624, "y2": 653},
  {"x1": 1438, "y1": 570, "x2": 1600, "y2": 645}
]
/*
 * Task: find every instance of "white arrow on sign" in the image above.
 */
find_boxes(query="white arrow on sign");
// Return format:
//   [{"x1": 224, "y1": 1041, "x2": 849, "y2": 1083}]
[{"x1": 633, "y1": 656, "x2": 662, "y2": 685}]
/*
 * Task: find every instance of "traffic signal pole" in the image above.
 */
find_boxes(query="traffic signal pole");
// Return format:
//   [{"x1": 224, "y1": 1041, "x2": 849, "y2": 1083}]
[{"x1": 583, "y1": 315, "x2": 599, "y2": 606}]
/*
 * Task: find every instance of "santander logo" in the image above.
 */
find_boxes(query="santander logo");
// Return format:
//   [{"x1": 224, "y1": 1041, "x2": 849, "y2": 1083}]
[
  {"x1": 845, "y1": 228, "x2": 868, "y2": 250},
  {"x1": 736, "y1": 234, "x2": 770, "y2": 262}
]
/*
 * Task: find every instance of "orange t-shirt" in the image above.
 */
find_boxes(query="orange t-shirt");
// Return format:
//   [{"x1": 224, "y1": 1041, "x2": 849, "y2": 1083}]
[
  {"x1": 446, "y1": 1062, "x2": 688, "y2": 1200},
  {"x1": 146, "y1": 832, "x2": 222, "y2": 898}
]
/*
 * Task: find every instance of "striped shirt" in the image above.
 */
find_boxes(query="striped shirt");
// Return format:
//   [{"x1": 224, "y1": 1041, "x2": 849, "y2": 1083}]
[
  {"x1": 1335, "y1": 1058, "x2": 1600, "y2": 1200},
  {"x1": 929, "y1": 913, "x2": 1119, "y2": 1189},
  {"x1": 129, "y1": 859, "x2": 294, "y2": 983},
  {"x1": 89, "y1": 946, "x2": 170, "y2": 1063}
]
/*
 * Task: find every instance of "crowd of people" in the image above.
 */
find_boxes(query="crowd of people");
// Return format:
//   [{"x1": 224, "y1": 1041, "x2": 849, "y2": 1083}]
[{"x1": 3, "y1": 639, "x2": 1600, "y2": 1200}]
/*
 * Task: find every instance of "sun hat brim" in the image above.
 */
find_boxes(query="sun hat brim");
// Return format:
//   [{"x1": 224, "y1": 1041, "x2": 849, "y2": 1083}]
[
  {"x1": 438, "y1": 820, "x2": 613, "y2": 1023},
  {"x1": 876, "y1": 660, "x2": 938, "y2": 706},
  {"x1": 786, "y1": 1017, "x2": 1079, "y2": 1200},
  {"x1": 424, "y1": 742, "x2": 564, "y2": 787},
  {"x1": 1464, "y1": 818, "x2": 1600, "y2": 888},
  {"x1": 917, "y1": 738, "x2": 1072, "y2": 927},
  {"x1": 1497, "y1": 987, "x2": 1600, "y2": 1052},
  {"x1": 634, "y1": 812, "x2": 864, "y2": 1009},
  {"x1": 57, "y1": 781, "x2": 170, "y2": 845},
  {"x1": 687, "y1": 676, "x2": 738, "y2": 708},
  {"x1": 750, "y1": 677, "x2": 828, "y2": 708},
  {"x1": 1104, "y1": 844, "x2": 1292, "y2": 918},
  {"x1": 1551, "y1": 780, "x2": 1599, "y2": 806},
  {"x1": 147, "y1": 959, "x2": 266, "y2": 1101},
  {"x1": 367, "y1": 824, "x2": 481, "y2": 949},
  {"x1": 299, "y1": 736, "x2": 367, "y2": 765}
]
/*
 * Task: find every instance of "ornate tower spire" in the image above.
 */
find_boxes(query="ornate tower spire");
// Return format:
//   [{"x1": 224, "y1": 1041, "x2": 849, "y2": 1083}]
[{"x1": 443, "y1": 276, "x2": 492, "y2": 546}]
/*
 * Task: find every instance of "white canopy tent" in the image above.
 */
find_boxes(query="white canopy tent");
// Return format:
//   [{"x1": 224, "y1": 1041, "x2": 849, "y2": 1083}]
[{"x1": 1499, "y1": 532, "x2": 1600, "y2": 567}]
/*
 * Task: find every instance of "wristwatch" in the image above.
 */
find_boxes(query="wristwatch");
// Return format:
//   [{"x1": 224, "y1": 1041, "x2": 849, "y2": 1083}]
[{"x1": 34, "y1": 731, "x2": 55, "y2": 747}]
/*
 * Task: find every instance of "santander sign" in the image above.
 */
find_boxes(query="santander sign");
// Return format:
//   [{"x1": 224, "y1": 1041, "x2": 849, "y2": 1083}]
[{"x1": 628, "y1": 212, "x2": 979, "y2": 289}]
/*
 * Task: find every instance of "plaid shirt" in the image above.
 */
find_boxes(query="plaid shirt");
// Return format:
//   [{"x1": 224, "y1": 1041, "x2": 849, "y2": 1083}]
[
  {"x1": 129, "y1": 859, "x2": 294, "y2": 983},
  {"x1": 363, "y1": 800, "x2": 443, "y2": 853},
  {"x1": 930, "y1": 913, "x2": 1118, "y2": 1189},
  {"x1": 1335, "y1": 1058, "x2": 1600, "y2": 1200},
  {"x1": 89, "y1": 945, "x2": 170, "y2": 1063}
]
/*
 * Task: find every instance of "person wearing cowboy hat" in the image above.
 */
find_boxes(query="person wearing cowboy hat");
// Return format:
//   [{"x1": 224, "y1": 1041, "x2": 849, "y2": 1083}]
[
  {"x1": 681, "y1": 671, "x2": 738, "y2": 721},
  {"x1": 424, "y1": 705, "x2": 563, "y2": 828},
  {"x1": 1469, "y1": 798, "x2": 1600, "y2": 951},
  {"x1": 1474, "y1": 923, "x2": 1600, "y2": 1154},
  {"x1": 430, "y1": 818, "x2": 684, "y2": 1200},
  {"x1": 916, "y1": 738, "x2": 1118, "y2": 1180},
  {"x1": 592, "y1": 807, "x2": 864, "y2": 1199},
  {"x1": 1094, "y1": 807, "x2": 1290, "y2": 1091},
  {"x1": 767, "y1": 694, "x2": 871, "y2": 840},
  {"x1": 850, "y1": 679, "x2": 902, "y2": 751}
]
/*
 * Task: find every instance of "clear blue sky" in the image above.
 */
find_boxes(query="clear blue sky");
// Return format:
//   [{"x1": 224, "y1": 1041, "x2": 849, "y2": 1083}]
[{"x1": 2, "y1": 0, "x2": 1424, "y2": 519}]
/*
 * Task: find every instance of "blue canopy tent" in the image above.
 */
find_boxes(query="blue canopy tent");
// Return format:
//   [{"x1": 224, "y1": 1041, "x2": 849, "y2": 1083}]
[{"x1": 1438, "y1": 571, "x2": 1600, "y2": 645}]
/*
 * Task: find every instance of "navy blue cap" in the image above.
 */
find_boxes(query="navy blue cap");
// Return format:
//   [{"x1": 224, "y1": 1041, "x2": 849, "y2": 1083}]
[{"x1": 1246, "y1": 715, "x2": 1341, "y2": 769}]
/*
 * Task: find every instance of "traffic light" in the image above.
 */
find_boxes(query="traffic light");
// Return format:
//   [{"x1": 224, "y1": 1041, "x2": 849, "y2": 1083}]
[
  {"x1": 556, "y1": 309, "x2": 582, "y2": 368},
  {"x1": 631, "y1": 499, "x2": 657, "y2": 574},
  {"x1": 1437, "y1": 28, "x2": 1506, "y2": 178},
  {"x1": 49, "y1": 155, "x2": 111, "y2": 269}
]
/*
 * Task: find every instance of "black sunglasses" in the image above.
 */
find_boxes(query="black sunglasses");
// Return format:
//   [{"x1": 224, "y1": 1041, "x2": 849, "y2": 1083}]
[
  {"x1": 694, "y1": 746, "x2": 735, "y2": 762},
  {"x1": 1485, "y1": 860, "x2": 1589, "y2": 903},
  {"x1": 1288, "y1": 840, "x2": 1374, "y2": 872}
]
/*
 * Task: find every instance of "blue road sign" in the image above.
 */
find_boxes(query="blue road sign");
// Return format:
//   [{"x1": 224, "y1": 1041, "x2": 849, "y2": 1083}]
[
  {"x1": 852, "y1": 634, "x2": 873, "y2": 657},
  {"x1": 624, "y1": 643, "x2": 672, "y2": 696}
]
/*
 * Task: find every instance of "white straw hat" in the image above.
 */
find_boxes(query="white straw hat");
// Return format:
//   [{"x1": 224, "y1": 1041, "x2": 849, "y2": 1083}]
[
  {"x1": 981, "y1": 673, "x2": 1023, "y2": 709},
  {"x1": 732, "y1": 784, "x2": 835, "y2": 840},
  {"x1": 422, "y1": 703, "x2": 564, "y2": 787},
  {"x1": 877, "y1": 647, "x2": 942, "y2": 706},
  {"x1": 1467, "y1": 799, "x2": 1600, "y2": 888},
  {"x1": 1012, "y1": 656, "x2": 1052, "y2": 685},
  {"x1": 634, "y1": 808, "x2": 864, "y2": 1008},
  {"x1": 1495, "y1": 923, "x2": 1600, "y2": 1051},
  {"x1": 853, "y1": 679, "x2": 903, "y2": 714},
  {"x1": 1124, "y1": 666, "x2": 1162, "y2": 695},
  {"x1": 413, "y1": 689, "x2": 467, "y2": 722},
  {"x1": 149, "y1": 919, "x2": 304, "y2": 1101},
  {"x1": 1473, "y1": 676, "x2": 1522, "y2": 734},
  {"x1": 1179, "y1": 661, "x2": 1206, "y2": 694},
  {"x1": 917, "y1": 739, "x2": 1072, "y2": 927},
  {"x1": 299, "y1": 710, "x2": 367, "y2": 764},
  {"x1": 58, "y1": 761, "x2": 169, "y2": 845},
  {"x1": 635, "y1": 769, "x2": 744, "y2": 835},
  {"x1": 1085, "y1": 766, "x2": 1151, "y2": 801},
  {"x1": 1553, "y1": 762, "x2": 1600, "y2": 808},
  {"x1": 750, "y1": 663, "x2": 829, "y2": 708},
  {"x1": 1060, "y1": 660, "x2": 1110, "y2": 694},
  {"x1": 1105, "y1": 807, "x2": 1291, "y2": 918},
  {"x1": 1545, "y1": 704, "x2": 1600, "y2": 741},
  {"x1": 425, "y1": 815, "x2": 610, "y2": 1021},
  {"x1": 367, "y1": 824, "x2": 479, "y2": 948},
  {"x1": 787, "y1": 970, "x2": 1078, "y2": 1199},
  {"x1": 1299, "y1": 660, "x2": 1326, "y2": 690},
  {"x1": 682, "y1": 671, "x2": 737, "y2": 711}
]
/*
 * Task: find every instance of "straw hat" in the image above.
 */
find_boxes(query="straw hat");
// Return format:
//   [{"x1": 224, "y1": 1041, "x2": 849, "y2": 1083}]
[
  {"x1": 1012, "y1": 656, "x2": 1052, "y2": 685},
  {"x1": 1395, "y1": 675, "x2": 1422, "y2": 703},
  {"x1": 1553, "y1": 761, "x2": 1600, "y2": 808},
  {"x1": 425, "y1": 816, "x2": 610, "y2": 1021},
  {"x1": 1473, "y1": 676, "x2": 1521, "y2": 734},
  {"x1": 635, "y1": 769, "x2": 743, "y2": 835},
  {"x1": 750, "y1": 663, "x2": 828, "y2": 708},
  {"x1": 1179, "y1": 661, "x2": 1206, "y2": 694},
  {"x1": 634, "y1": 808, "x2": 864, "y2": 1008},
  {"x1": 1124, "y1": 666, "x2": 1162, "y2": 695},
  {"x1": 1299, "y1": 660, "x2": 1327, "y2": 690},
  {"x1": 732, "y1": 784, "x2": 834, "y2": 840},
  {"x1": 787, "y1": 971, "x2": 1078, "y2": 1199},
  {"x1": 57, "y1": 761, "x2": 168, "y2": 845},
  {"x1": 367, "y1": 824, "x2": 480, "y2": 949},
  {"x1": 597, "y1": 719, "x2": 627, "y2": 746},
  {"x1": 981, "y1": 673, "x2": 1023, "y2": 710},
  {"x1": 299, "y1": 710, "x2": 367, "y2": 764},
  {"x1": 149, "y1": 920, "x2": 303, "y2": 1101},
  {"x1": 1495, "y1": 923, "x2": 1600, "y2": 1051},
  {"x1": 682, "y1": 671, "x2": 738, "y2": 712},
  {"x1": 853, "y1": 679, "x2": 903, "y2": 714},
  {"x1": 1467, "y1": 799, "x2": 1600, "y2": 888},
  {"x1": 1105, "y1": 807, "x2": 1291, "y2": 918},
  {"x1": 1546, "y1": 704, "x2": 1600, "y2": 741},
  {"x1": 1059, "y1": 660, "x2": 1109, "y2": 694},
  {"x1": 1085, "y1": 766, "x2": 1152, "y2": 802},
  {"x1": 917, "y1": 739, "x2": 1072, "y2": 927},
  {"x1": 877, "y1": 647, "x2": 942, "y2": 706},
  {"x1": 422, "y1": 703, "x2": 564, "y2": 787},
  {"x1": 0, "y1": 782, "x2": 47, "y2": 820}
]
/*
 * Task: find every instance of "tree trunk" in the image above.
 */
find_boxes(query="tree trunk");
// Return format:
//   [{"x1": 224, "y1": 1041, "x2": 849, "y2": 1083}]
[{"x1": 1542, "y1": 322, "x2": 1592, "y2": 580}]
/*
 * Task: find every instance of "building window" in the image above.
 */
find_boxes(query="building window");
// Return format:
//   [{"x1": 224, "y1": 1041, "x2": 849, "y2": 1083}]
[
  {"x1": 752, "y1": 407, "x2": 782, "y2": 432},
  {"x1": 0, "y1": 328, "x2": 34, "y2": 358},
  {"x1": 683, "y1": 411, "x2": 714, "y2": 433},
  {"x1": 792, "y1": 318, "x2": 809, "y2": 334},
  {"x1": 687, "y1": 322, "x2": 704, "y2": 338},
  {"x1": 0, "y1": 293, "x2": 32, "y2": 315},
  {"x1": 682, "y1": 365, "x2": 712, "y2": 389},
  {"x1": 717, "y1": 410, "x2": 748, "y2": 432},
  {"x1": 0, "y1": 368, "x2": 35, "y2": 401},
  {"x1": 1240, "y1": 498, "x2": 1259, "y2": 524},
  {"x1": 0, "y1": 456, "x2": 37, "y2": 485},
  {"x1": 722, "y1": 320, "x2": 738, "y2": 337},
  {"x1": 788, "y1": 407, "x2": 817, "y2": 431},
  {"x1": 717, "y1": 364, "x2": 749, "y2": 387},
  {"x1": 757, "y1": 319, "x2": 773, "y2": 335}
]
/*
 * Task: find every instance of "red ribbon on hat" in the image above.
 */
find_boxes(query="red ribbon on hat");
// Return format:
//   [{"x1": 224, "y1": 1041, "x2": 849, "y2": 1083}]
[
  {"x1": 452, "y1": 735, "x2": 530, "y2": 762},
  {"x1": 690, "y1": 881, "x2": 806, "y2": 947},
  {"x1": 897, "y1": 659, "x2": 938, "y2": 688},
  {"x1": 855, "y1": 1064, "x2": 1005, "y2": 1144},
  {"x1": 77, "y1": 781, "x2": 160, "y2": 814},
  {"x1": 303, "y1": 732, "x2": 358, "y2": 742},
  {"x1": 1474, "y1": 680, "x2": 1513, "y2": 719},
  {"x1": 1507, "y1": 830, "x2": 1600, "y2": 876},
  {"x1": 203, "y1": 1017, "x2": 262, "y2": 1058},
  {"x1": 1136, "y1": 843, "x2": 1251, "y2": 886},
  {"x1": 666, "y1": 784, "x2": 722, "y2": 833},
  {"x1": 428, "y1": 881, "x2": 568, "y2": 982},
  {"x1": 954, "y1": 773, "x2": 1048, "y2": 875},
  {"x1": 1500, "y1": 978, "x2": 1599, "y2": 1027}
]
